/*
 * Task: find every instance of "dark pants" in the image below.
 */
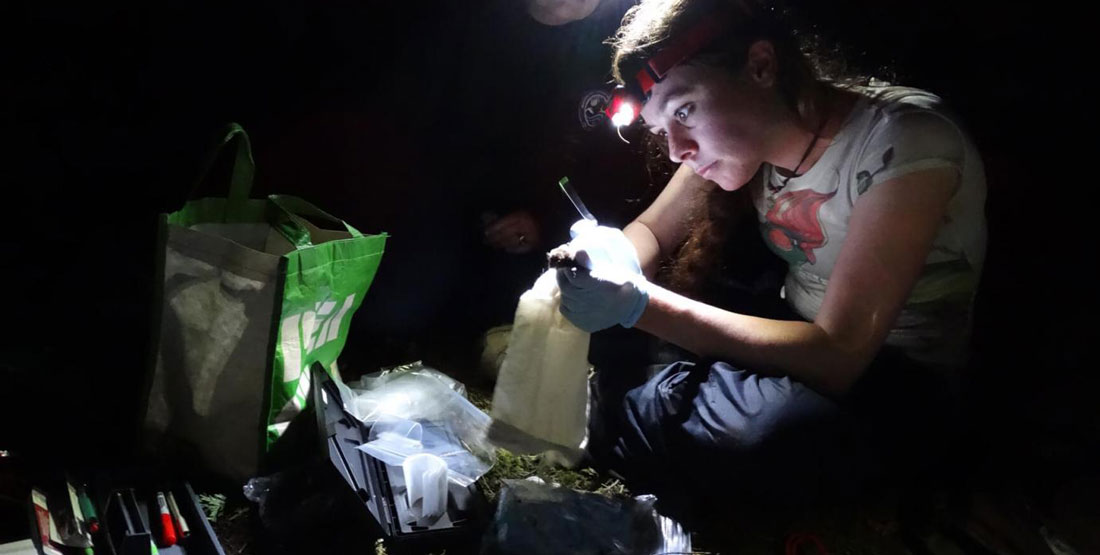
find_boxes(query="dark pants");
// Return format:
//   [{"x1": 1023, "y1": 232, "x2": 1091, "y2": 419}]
[{"x1": 587, "y1": 329, "x2": 960, "y2": 524}]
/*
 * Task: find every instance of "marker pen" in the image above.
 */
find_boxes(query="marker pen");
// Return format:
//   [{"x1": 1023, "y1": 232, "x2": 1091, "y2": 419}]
[
  {"x1": 77, "y1": 485, "x2": 100, "y2": 533},
  {"x1": 155, "y1": 492, "x2": 177, "y2": 546},
  {"x1": 165, "y1": 491, "x2": 190, "y2": 537}
]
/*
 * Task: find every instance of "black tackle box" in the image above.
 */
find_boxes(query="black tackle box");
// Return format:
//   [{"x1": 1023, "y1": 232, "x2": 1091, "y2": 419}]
[
  {"x1": 259, "y1": 363, "x2": 488, "y2": 554},
  {"x1": 28, "y1": 476, "x2": 224, "y2": 555}
]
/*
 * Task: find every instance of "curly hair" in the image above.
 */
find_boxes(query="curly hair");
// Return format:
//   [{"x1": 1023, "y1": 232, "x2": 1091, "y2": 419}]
[{"x1": 609, "y1": 0, "x2": 876, "y2": 298}]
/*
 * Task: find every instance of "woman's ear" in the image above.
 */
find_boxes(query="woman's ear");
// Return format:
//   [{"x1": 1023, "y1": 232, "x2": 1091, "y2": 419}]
[{"x1": 744, "y1": 40, "x2": 778, "y2": 88}]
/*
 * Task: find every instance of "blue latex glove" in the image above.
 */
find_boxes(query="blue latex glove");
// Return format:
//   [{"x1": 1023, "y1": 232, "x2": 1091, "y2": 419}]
[
  {"x1": 565, "y1": 219, "x2": 642, "y2": 275},
  {"x1": 556, "y1": 267, "x2": 648, "y2": 332},
  {"x1": 554, "y1": 220, "x2": 648, "y2": 332}
]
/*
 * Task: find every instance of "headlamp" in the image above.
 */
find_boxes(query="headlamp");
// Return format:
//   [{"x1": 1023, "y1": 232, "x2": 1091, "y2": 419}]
[
  {"x1": 606, "y1": 94, "x2": 639, "y2": 128},
  {"x1": 604, "y1": 16, "x2": 727, "y2": 128}
]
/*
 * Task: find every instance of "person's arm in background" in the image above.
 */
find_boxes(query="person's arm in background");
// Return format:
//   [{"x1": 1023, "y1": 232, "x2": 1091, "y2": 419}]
[{"x1": 623, "y1": 164, "x2": 715, "y2": 278}]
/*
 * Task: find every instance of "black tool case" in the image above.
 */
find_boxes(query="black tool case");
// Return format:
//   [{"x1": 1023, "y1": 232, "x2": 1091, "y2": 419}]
[
  {"x1": 28, "y1": 478, "x2": 224, "y2": 555},
  {"x1": 260, "y1": 363, "x2": 487, "y2": 555},
  {"x1": 99, "y1": 482, "x2": 224, "y2": 555}
]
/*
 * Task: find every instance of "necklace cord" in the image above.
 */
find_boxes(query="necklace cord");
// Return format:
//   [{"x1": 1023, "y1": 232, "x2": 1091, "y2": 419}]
[
  {"x1": 772, "y1": 104, "x2": 832, "y2": 193},
  {"x1": 780, "y1": 115, "x2": 828, "y2": 187}
]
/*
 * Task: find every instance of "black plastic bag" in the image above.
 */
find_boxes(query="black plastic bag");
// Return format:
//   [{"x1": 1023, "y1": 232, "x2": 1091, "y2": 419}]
[{"x1": 481, "y1": 479, "x2": 690, "y2": 555}]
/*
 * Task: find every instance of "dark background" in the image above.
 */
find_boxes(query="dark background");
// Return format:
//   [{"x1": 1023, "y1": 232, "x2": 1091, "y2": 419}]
[{"x1": 1, "y1": 0, "x2": 1094, "y2": 493}]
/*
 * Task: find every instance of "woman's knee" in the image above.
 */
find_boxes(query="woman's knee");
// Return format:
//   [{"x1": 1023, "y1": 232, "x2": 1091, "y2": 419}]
[
  {"x1": 674, "y1": 363, "x2": 840, "y2": 452},
  {"x1": 605, "y1": 361, "x2": 840, "y2": 465}
]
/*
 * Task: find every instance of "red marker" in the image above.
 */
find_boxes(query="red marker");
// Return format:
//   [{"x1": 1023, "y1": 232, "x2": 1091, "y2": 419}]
[
  {"x1": 31, "y1": 489, "x2": 62, "y2": 555},
  {"x1": 155, "y1": 492, "x2": 177, "y2": 546}
]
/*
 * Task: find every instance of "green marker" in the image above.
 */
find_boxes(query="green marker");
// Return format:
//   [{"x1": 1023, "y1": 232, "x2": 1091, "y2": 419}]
[
  {"x1": 77, "y1": 485, "x2": 100, "y2": 533},
  {"x1": 150, "y1": 539, "x2": 159, "y2": 555}
]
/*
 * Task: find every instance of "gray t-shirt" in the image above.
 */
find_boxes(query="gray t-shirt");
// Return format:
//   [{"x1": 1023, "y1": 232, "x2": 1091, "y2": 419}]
[{"x1": 751, "y1": 85, "x2": 987, "y2": 367}]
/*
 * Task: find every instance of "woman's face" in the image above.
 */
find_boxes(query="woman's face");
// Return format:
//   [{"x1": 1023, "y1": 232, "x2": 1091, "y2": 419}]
[{"x1": 639, "y1": 49, "x2": 782, "y2": 191}]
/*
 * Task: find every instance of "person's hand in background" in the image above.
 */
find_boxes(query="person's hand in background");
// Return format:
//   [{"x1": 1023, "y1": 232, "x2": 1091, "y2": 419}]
[{"x1": 483, "y1": 210, "x2": 542, "y2": 254}]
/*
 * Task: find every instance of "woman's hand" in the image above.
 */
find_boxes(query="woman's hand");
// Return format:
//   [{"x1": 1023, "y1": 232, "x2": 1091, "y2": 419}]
[
  {"x1": 484, "y1": 210, "x2": 541, "y2": 254},
  {"x1": 556, "y1": 267, "x2": 649, "y2": 332},
  {"x1": 554, "y1": 221, "x2": 649, "y2": 332},
  {"x1": 565, "y1": 219, "x2": 643, "y2": 275}
]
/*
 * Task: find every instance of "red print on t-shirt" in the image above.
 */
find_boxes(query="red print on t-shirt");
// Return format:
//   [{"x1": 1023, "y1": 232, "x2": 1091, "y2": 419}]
[{"x1": 762, "y1": 188, "x2": 837, "y2": 265}]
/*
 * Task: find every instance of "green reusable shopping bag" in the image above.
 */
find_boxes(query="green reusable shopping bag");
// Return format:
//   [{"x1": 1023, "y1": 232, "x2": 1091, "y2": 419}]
[{"x1": 143, "y1": 124, "x2": 386, "y2": 480}]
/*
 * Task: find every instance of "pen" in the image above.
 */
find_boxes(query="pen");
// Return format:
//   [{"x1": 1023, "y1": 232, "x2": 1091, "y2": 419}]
[
  {"x1": 76, "y1": 484, "x2": 100, "y2": 533},
  {"x1": 558, "y1": 177, "x2": 597, "y2": 223},
  {"x1": 165, "y1": 491, "x2": 190, "y2": 537},
  {"x1": 155, "y1": 492, "x2": 177, "y2": 546}
]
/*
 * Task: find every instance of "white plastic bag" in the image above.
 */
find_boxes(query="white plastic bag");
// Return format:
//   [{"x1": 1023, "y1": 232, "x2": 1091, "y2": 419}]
[
  {"x1": 342, "y1": 363, "x2": 496, "y2": 486},
  {"x1": 341, "y1": 362, "x2": 466, "y2": 422},
  {"x1": 356, "y1": 414, "x2": 492, "y2": 487},
  {"x1": 489, "y1": 270, "x2": 590, "y2": 466}
]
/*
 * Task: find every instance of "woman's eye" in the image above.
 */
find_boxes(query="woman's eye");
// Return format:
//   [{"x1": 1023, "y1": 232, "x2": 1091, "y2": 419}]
[{"x1": 674, "y1": 103, "x2": 693, "y2": 122}]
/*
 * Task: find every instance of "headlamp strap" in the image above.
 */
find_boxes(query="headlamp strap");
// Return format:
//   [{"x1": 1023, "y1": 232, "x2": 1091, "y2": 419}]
[{"x1": 633, "y1": 16, "x2": 727, "y2": 97}]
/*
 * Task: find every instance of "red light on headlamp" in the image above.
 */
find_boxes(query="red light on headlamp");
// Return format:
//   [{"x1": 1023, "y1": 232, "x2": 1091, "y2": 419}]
[
  {"x1": 604, "y1": 16, "x2": 726, "y2": 128},
  {"x1": 605, "y1": 88, "x2": 641, "y2": 127}
]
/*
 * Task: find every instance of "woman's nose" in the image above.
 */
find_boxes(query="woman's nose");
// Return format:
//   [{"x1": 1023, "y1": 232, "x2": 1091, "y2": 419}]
[{"x1": 666, "y1": 126, "x2": 697, "y2": 163}]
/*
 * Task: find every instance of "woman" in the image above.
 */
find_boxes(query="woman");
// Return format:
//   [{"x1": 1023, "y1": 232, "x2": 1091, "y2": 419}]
[{"x1": 555, "y1": 0, "x2": 987, "y2": 516}]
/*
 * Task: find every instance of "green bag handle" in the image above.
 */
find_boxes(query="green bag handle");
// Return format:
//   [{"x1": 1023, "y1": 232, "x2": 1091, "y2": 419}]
[
  {"x1": 267, "y1": 194, "x2": 364, "y2": 248},
  {"x1": 189, "y1": 123, "x2": 255, "y2": 216}
]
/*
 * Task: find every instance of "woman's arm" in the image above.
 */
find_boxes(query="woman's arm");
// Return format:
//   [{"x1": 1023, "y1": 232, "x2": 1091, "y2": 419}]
[
  {"x1": 634, "y1": 166, "x2": 959, "y2": 395},
  {"x1": 623, "y1": 164, "x2": 715, "y2": 278}
]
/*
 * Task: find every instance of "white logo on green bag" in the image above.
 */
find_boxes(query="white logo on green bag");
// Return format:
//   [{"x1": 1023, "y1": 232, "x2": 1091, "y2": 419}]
[
  {"x1": 275, "y1": 293, "x2": 356, "y2": 422},
  {"x1": 279, "y1": 293, "x2": 356, "y2": 382}
]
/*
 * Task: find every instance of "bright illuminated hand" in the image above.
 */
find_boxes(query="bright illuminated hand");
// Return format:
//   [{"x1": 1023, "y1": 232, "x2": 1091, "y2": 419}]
[
  {"x1": 555, "y1": 266, "x2": 648, "y2": 332},
  {"x1": 552, "y1": 220, "x2": 648, "y2": 332},
  {"x1": 565, "y1": 219, "x2": 642, "y2": 275}
]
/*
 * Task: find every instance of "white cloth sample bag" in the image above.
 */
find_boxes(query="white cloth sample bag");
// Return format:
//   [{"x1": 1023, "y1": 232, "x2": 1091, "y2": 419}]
[{"x1": 489, "y1": 270, "x2": 590, "y2": 466}]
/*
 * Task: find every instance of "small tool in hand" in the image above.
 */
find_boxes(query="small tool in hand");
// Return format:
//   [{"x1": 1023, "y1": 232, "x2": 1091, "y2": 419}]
[{"x1": 557, "y1": 177, "x2": 597, "y2": 224}]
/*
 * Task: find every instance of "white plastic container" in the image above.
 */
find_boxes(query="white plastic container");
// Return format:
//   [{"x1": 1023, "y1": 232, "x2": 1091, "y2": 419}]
[{"x1": 402, "y1": 453, "x2": 448, "y2": 526}]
